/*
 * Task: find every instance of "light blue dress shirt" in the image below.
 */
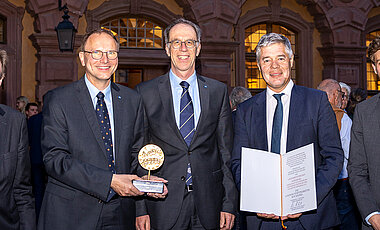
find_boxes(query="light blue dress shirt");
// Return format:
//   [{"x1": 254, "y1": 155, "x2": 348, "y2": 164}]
[
  {"x1": 85, "y1": 75, "x2": 115, "y2": 160},
  {"x1": 169, "y1": 69, "x2": 201, "y2": 129}
]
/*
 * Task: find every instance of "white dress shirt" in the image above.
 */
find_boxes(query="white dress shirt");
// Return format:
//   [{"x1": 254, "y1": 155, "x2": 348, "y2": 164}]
[
  {"x1": 338, "y1": 113, "x2": 352, "y2": 179},
  {"x1": 266, "y1": 80, "x2": 294, "y2": 154},
  {"x1": 169, "y1": 69, "x2": 201, "y2": 129}
]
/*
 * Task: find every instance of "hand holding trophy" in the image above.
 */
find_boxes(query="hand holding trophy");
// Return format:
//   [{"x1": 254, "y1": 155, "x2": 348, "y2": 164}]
[{"x1": 133, "y1": 144, "x2": 165, "y2": 193}]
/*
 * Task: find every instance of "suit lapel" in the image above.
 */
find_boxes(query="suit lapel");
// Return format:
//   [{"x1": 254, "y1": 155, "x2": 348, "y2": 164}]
[
  {"x1": 75, "y1": 78, "x2": 108, "y2": 159},
  {"x1": 286, "y1": 85, "x2": 302, "y2": 152},
  {"x1": 254, "y1": 91, "x2": 268, "y2": 150},
  {"x1": 374, "y1": 95, "x2": 380, "y2": 138},
  {"x1": 190, "y1": 75, "x2": 209, "y2": 147},
  {"x1": 0, "y1": 107, "x2": 6, "y2": 153},
  {"x1": 111, "y1": 82, "x2": 124, "y2": 171},
  {"x1": 157, "y1": 74, "x2": 186, "y2": 146}
]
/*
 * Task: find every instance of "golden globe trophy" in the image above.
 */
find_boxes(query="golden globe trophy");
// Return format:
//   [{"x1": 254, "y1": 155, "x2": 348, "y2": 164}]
[{"x1": 133, "y1": 144, "x2": 164, "y2": 193}]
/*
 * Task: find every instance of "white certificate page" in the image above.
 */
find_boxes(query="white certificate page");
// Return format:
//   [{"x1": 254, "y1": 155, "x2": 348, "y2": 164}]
[{"x1": 240, "y1": 147, "x2": 281, "y2": 215}]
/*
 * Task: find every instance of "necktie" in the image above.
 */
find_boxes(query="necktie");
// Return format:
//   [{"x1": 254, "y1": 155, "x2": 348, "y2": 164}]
[
  {"x1": 271, "y1": 93, "x2": 284, "y2": 154},
  {"x1": 96, "y1": 92, "x2": 116, "y2": 201},
  {"x1": 179, "y1": 81, "x2": 194, "y2": 186}
]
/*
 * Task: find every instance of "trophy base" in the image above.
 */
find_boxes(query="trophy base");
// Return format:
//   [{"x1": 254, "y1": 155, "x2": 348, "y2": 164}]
[{"x1": 133, "y1": 180, "x2": 164, "y2": 193}]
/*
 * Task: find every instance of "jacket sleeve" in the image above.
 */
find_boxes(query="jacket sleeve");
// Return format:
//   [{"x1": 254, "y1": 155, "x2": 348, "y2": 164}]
[
  {"x1": 41, "y1": 91, "x2": 113, "y2": 202},
  {"x1": 14, "y1": 116, "x2": 36, "y2": 230},
  {"x1": 217, "y1": 85, "x2": 238, "y2": 214}
]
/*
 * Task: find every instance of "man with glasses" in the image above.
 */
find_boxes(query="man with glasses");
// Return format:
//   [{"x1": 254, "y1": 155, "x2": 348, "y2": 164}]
[
  {"x1": 318, "y1": 79, "x2": 360, "y2": 230},
  {"x1": 135, "y1": 18, "x2": 238, "y2": 230},
  {"x1": 38, "y1": 29, "x2": 165, "y2": 230}
]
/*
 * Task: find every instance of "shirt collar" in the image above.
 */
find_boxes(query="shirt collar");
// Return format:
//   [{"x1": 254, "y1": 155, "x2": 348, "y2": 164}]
[
  {"x1": 266, "y1": 79, "x2": 294, "y2": 98},
  {"x1": 84, "y1": 74, "x2": 112, "y2": 100},
  {"x1": 169, "y1": 69, "x2": 197, "y2": 88}
]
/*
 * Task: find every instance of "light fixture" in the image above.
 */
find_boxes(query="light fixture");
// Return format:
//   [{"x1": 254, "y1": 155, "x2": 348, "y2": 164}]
[{"x1": 55, "y1": 0, "x2": 77, "y2": 52}]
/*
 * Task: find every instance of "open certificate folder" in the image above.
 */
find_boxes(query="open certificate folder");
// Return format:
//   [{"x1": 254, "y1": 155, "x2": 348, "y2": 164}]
[{"x1": 240, "y1": 143, "x2": 316, "y2": 216}]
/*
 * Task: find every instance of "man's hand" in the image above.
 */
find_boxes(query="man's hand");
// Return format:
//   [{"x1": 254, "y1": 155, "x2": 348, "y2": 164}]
[
  {"x1": 281, "y1": 213, "x2": 302, "y2": 220},
  {"x1": 220, "y1": 212, "x2": 235, "y2": 230},
  {"x1": 369, "y1": 214, "x2": 380, "y2": 230},
  {"x1": 141, "y1": 175, "x2": 168, "y2": 199},
  {"x1": 257, "y1": 213, "x2": 279, "y2": 219},
  {"x1": 136, "y1": 215, "x2": 150, "y2": 230},
  {"x1": 110, "y1": 174, "x2": 144, "y2": 196}
]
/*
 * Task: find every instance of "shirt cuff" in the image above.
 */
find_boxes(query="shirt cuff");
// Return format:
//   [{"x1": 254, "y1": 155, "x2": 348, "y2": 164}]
[{"x1": 366, "y1": 212, "x2": 380, "y2": 225}]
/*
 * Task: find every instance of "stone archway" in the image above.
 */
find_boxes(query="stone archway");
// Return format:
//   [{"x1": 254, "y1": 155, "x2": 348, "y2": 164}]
[{"x1": 298, "y1": 0, "x2": 379, "y2": 88}]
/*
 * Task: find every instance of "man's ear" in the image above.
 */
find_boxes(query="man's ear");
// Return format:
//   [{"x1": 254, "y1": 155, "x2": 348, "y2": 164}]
[
  {"x1": 196, "y1": 43, "x2": 201, "y2": 57},
  {"x1": 372, "y1": 63, "x2": 378, "y2": 75},
  {"x1": 165, "y1": 45, "x2": 170, "y2": 57},
  {"x1": 79, "y1": 52, "x2": 86, "y2": 67},
  {"x1": 290, "y1": 56, "x2": 294, "y2": 68}
]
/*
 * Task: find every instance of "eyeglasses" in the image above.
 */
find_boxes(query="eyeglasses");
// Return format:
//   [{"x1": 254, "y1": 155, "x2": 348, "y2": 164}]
[
  {"x1": 83, "y1": 50, "x2": 118, "y2": 60},
  {"x1": 337, "y1": 89, "x2": 346, "y2": 99},
  {"x1": 167, "y1": 39, "x2": 198, "y2": 49}
]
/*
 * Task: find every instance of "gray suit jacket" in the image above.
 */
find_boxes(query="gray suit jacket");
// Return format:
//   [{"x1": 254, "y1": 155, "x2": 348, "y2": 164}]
[
  {"x1": 0, "y1": 105, "x2": 36, "y2": 230},
  {"x1": 135, "y1": 73, "x2": 238, "y2": 230},
  {"x1": 349, "y1": 93, "x2": 380, "y2": 229},
  {"x1": 38, "y1": 77, "x2": 144, "y2": 230}
]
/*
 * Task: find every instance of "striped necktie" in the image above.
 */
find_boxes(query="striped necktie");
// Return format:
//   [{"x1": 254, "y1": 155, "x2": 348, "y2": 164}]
[{"x1": 179, "y1": 81, "x2": 194, "y2": 186}]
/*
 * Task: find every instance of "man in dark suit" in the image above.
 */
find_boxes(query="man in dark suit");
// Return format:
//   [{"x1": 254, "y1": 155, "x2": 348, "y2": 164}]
[
  {"x1": 38, "y1": 29, "x2": 153, "y2": 230},
  {"x1": 27, "y1": 112, "x2": 46, "y2": 221},
  {"x1": 135, "y1": 18, "x2": 238, "y2": 230},
  {"x1": 348, "y1": 36, "x2": 380, "y2": 230},
  {"x1": 0, "y1": 49, "x2": 36, "y2": 229},
  {"x1": 231, "y1": 33, "x2": 343, "y2": 230}
]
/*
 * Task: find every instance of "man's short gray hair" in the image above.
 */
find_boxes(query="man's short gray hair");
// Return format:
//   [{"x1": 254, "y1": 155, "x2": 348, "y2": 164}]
[
  {"x1": 230, "y1": 86, "x2": 252, "y2": 109},
  {"x1": 339, "y1": 82, "x2": 351, "y2": 96},
  {"x1": 256, "y1": 33, "x2": 293, "y2": 61},
  {"x1": 164, "y1": 18, "x2": 202, "y2": 45}
]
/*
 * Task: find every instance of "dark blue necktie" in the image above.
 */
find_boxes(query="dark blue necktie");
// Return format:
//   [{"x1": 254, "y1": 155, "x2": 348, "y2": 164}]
[
  {"x1": 96, "y1": 92, "x2": 116, "y2": 201},
  {"x1": 271, "y1": 93, "x2": 284, "y2": 154},
  {"x1": 179, "y1": 81, "x2": 194, "y2": 186}
]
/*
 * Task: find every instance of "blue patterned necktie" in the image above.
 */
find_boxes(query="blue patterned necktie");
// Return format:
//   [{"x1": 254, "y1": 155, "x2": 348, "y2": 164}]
[
  {"x1": 271, "y1": 93, "x2": 284, "y2": 154},
  {"x1": 179, "y1": 81, "x2": 194, "y2": 186},
  {"x1": 96, "y1": 92, "x2": 116, "y2": 201}
]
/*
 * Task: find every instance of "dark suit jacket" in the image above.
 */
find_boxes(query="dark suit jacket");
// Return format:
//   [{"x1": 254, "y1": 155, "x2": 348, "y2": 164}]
[
  {"x1": 231, "y1": 85, "x2": 343, "y2": 230},
  {"x1": 38, "y1": 77, "x2": 144, "y2": 230},
  {"x1": 135, "y1": 73, "x2": 238, "y2": 229},
  {"x1": 348, "y1": 93, "x2": 380, "y2": 230},
  {"x1": 0, "y1": 105, "x2": 36, "y2": 230}
]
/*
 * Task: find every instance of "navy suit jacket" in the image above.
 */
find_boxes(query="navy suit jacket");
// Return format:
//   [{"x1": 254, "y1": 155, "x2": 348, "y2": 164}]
[{"x1": 231, "y1": 85, "x2": 343, "y2": 229}]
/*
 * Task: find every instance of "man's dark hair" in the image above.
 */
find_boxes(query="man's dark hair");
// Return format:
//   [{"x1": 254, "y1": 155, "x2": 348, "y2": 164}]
[
  {"x1": 25, "y1": 102, "x2": 38, "y2": 112},
  {"x1": 79, "y1": 28, "x2": 119, "y2": 52},
  {"x1": 164, "y1": 18, "x2": 202, "y2": 45},
  {"x1": 368, "y1": 36, "x2": 380, "y2": 64}
]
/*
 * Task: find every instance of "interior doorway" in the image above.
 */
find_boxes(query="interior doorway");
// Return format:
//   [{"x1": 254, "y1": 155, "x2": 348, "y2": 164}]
[{"x1": 114, "y1": 65, "x2": 169, "y2": 89}]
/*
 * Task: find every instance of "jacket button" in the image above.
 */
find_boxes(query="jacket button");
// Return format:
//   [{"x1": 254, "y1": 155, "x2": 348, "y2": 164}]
[
  {"x1": 98, "y1": 199, "x2": 103, "y2": 203},
  {"x1": 188, "y1": 151, "x2": 192, "y2": 155},
  {"x1": 181, "y1": 176, "x2": 185, "y2": 181}
]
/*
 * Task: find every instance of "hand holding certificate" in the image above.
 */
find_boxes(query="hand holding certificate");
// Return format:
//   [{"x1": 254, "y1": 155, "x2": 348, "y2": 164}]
[{"x1": 240, "y1": 143, "x2": 316, "y2": 218}]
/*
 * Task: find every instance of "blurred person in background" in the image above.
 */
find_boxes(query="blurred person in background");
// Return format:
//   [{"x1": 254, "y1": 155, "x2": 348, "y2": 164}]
[{"x1": 17, "y1": 95, "x2": 29, "y2": 114}]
